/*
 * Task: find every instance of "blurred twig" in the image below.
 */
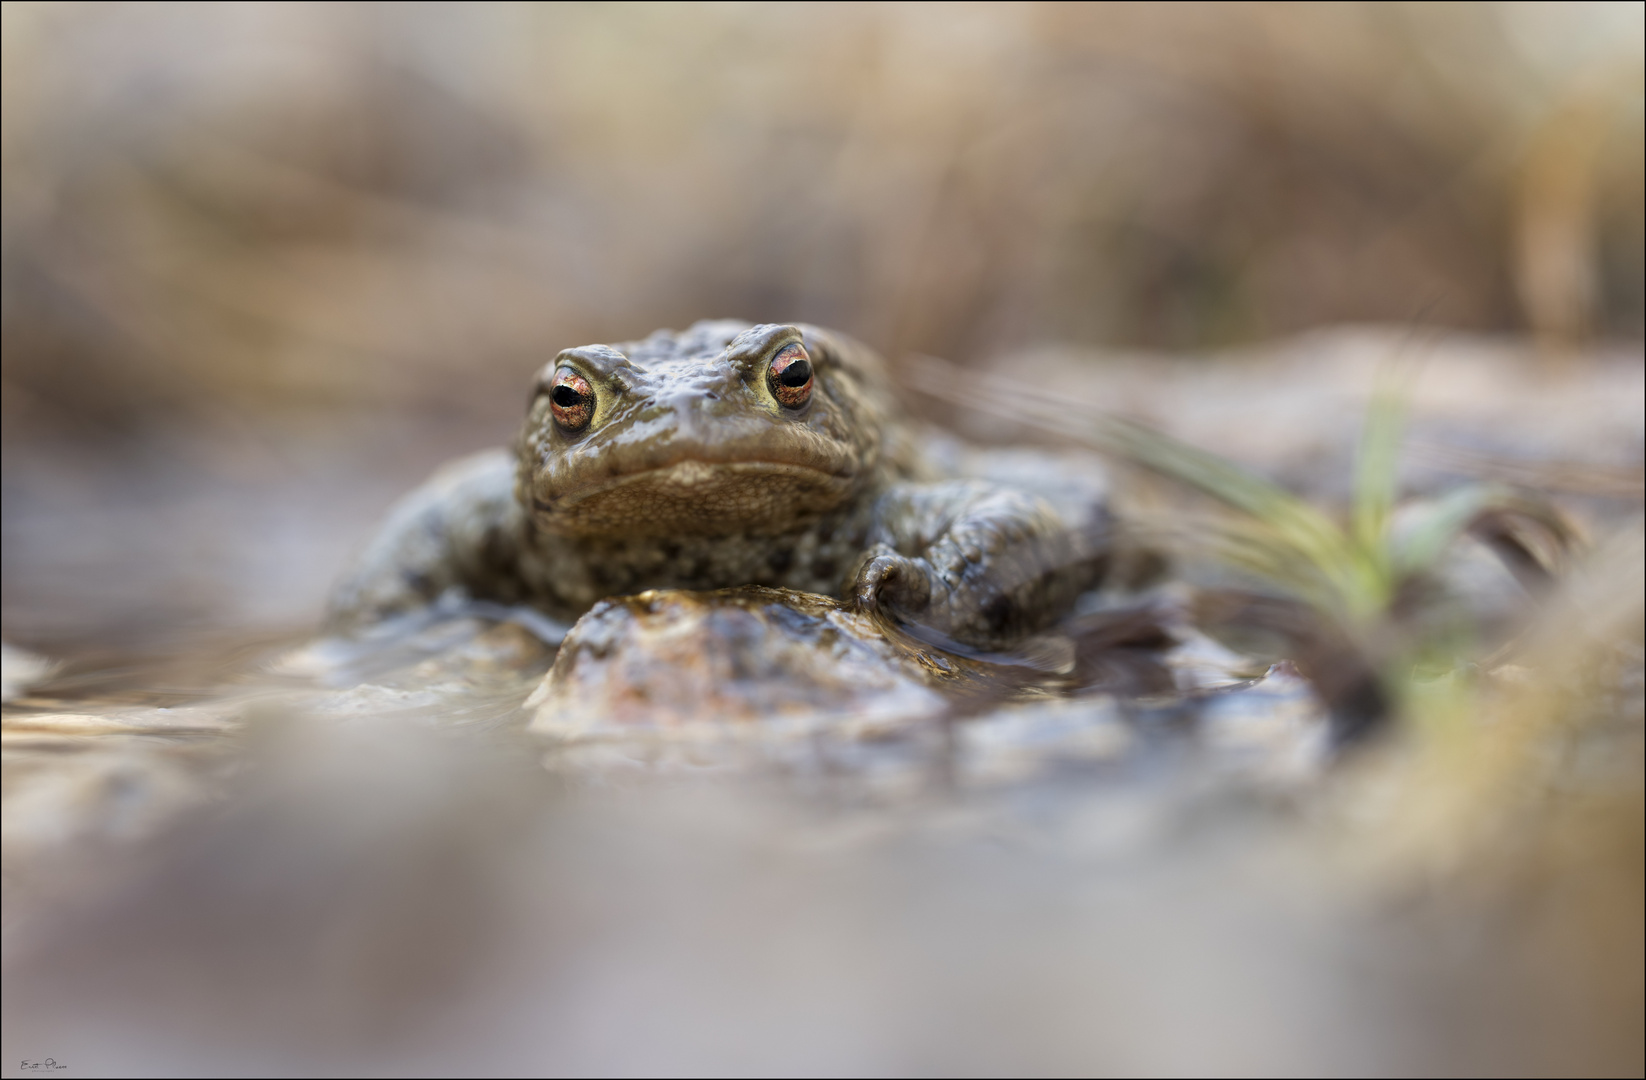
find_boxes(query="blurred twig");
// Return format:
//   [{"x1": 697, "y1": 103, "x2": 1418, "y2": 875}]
[{"x1": 1408, "y1": 440, "x2": 1646, "y2": 501}]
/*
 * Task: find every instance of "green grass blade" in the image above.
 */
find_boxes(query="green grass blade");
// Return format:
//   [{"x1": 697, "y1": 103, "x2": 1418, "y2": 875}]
[{"x1": 1352, "y1": 377, "x2": 1409, "y2": 592}]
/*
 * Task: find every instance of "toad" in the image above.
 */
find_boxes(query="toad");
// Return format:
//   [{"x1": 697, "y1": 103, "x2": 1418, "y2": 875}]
[{"x1": 327, "y1": 321, "x2": 1110, "y2": 649}]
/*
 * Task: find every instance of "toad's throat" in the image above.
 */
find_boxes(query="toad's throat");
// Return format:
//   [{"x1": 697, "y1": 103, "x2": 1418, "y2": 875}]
[{"x1": 532, "y1": 459, "x2": 857, "y2": 538}]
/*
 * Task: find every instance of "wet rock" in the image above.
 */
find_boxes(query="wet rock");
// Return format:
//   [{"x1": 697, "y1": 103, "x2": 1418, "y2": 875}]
[
  {"x1": 957, "y1": 698, "x2": 1135, "y2": 786},
  {"x1": 528, "y1": 586, "x2": 949, "y2": 742}
]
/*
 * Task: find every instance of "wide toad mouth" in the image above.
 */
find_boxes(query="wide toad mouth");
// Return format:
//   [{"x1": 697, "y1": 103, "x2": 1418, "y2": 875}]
[
  {"x1": 530, "y1": 458, "x2": 857, "y2": 538},
  {"x1": 543, "y1": 458, "x2": 849, "y2": 509}
]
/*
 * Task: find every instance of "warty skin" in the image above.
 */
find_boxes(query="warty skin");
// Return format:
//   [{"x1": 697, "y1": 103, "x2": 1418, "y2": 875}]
[{"x1": 327, "y1": 320, "x2": 1109, "y2": 649}]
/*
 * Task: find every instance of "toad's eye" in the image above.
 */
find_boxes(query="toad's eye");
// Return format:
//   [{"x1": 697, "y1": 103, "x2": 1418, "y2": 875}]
[
  {"x1": 549, "y1": 369, "x2": 594, "y2": 432},
  {"x1": 766, "y1": 342, "x2": 813, "y2": 409}
]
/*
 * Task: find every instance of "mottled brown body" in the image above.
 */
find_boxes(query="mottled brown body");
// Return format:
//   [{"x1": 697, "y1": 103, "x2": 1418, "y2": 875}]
[{"x1": 327, "y1": 321, "x2": 1110, "y2": 648}]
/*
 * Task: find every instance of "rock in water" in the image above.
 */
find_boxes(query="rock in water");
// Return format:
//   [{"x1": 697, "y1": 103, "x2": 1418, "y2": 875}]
[{"x1": 528, "y1": 586, "x2": 949, "y2": 743}]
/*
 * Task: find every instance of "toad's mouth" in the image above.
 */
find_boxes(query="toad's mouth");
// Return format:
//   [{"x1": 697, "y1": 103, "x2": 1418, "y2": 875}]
[{"x1": 531, "y1": 459, "x2": 857, "y2": 538}]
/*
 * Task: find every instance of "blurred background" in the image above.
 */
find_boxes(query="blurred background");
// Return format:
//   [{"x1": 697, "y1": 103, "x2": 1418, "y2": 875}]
[{"x1": 3, "y1": 1, "x2": 1643, "y2": 652}]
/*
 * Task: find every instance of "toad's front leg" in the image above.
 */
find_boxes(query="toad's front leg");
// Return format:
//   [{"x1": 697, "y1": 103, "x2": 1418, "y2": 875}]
[
  {"x1": 853, "y1": 480, "x2": 1108, "y2": 650},
  {"x1": 325, "y1": 449, "x2": 533, "y2": 633}
]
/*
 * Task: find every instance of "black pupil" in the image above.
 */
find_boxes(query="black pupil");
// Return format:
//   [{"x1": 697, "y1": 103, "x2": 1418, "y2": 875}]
[
  {"x1": 551, "y1": 385, "x2": 585, "y2": 408},
  {"x1": 778, "y1": 359, "x2": 811, "y2": 387}
]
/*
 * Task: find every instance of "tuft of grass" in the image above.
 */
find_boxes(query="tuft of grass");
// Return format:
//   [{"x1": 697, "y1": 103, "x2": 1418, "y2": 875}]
[{"x1": 903, "y1": 353, "x2": 1579, "y2": 742}]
